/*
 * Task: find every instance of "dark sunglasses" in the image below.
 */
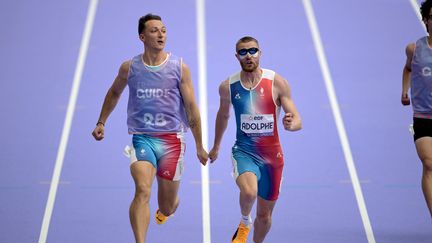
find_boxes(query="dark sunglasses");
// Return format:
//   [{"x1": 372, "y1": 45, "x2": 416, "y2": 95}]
[{"x1": 237, "y1": 47, "x2": 259, "y2": 56}]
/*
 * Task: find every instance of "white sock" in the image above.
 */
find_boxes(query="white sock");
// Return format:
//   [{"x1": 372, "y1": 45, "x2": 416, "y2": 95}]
[{"x1": 241, "y1": 214, "x2": 252, "y2": 227}]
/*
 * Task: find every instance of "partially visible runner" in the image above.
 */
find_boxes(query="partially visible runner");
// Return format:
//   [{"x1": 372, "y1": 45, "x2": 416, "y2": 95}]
[{"x1": 402, "y1": 0, "x2": 432, "y2": 218}]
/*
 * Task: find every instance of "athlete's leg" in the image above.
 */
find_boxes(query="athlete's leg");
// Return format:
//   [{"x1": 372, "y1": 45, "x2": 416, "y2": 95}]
[
  {"x1": 253, "y1": 197, "x2": 276, "y2": 243},
  {"x1": 157, "y1": 177, "x2": 180, "y2": 216},
  {"x1": 231, "y1": 172, "x2": 257, "y2": 242},
  {"x1": 236, "y1": 172, "x2": 258, "y2": 217},
  {"x1": 129, "y1": 161, "x2": 157, "y2": 243},
  {"x1": 415, "y1": 136, "x2": 432, "y2": 216}
]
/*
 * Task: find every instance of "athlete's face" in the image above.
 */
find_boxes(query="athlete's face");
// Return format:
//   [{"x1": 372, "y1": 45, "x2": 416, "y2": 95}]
[
  {"x1": 139, "y1": 20, "x2": 167, "y2": 50},
  {"x1": 236, "y1": 41, "x2": 260, "y2": 72}
]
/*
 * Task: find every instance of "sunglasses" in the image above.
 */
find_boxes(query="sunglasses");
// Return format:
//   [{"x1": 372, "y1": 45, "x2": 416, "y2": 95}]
[{"x1": 237, "y1": 47, "x2": 259, "y2": 57}]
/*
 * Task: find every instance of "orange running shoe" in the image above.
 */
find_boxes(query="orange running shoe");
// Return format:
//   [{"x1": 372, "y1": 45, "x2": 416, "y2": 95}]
[
  {"x1": 155, "y1": 209, "x2": 169, "y2": 225},
  {"x1": 231, "y1": 222, "x2": 251, "y2": 243}
]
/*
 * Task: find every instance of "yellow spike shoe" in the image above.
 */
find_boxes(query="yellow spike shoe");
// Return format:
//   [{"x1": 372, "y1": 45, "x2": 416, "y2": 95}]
[
  {"x1": 155, "y1": 209, "x2": 169, "y2": 225},
  {"x1": 231, "y1": 222, "x2": 251, "y2": 243}
]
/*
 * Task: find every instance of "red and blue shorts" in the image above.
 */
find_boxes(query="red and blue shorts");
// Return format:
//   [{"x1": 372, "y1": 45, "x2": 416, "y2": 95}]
[
  {"x1": 231, "y1": 143, "x2": 284, "y2": 201},
  {"x1": 128, "y1": 133, "x2": 185, "y2": 181}
]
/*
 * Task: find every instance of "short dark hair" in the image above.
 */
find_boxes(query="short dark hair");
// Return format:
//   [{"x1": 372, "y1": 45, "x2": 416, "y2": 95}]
[
  {"x1": 138, "y1": 14, "x2": 162, "y2": 34},
  {"x1": 421, "y1": 0, "x2": 432, "y2": 20},
  {"x1": 235, "y1": 36, "x2": 259, "y2": 50}
]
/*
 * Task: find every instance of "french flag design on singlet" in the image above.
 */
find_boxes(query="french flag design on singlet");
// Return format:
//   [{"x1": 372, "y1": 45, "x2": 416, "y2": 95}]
[{"x1": 229, "y1": 69, "x2": 281, "y2": 147}]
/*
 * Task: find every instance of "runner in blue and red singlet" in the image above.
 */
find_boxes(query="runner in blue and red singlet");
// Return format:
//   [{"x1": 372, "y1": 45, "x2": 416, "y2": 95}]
[{"x1": 209, "y1": 36, "x2": 302, "y2": 243}]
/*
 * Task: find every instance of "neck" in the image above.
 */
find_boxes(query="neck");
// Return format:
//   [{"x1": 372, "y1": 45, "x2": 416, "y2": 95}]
[
  {"x1": 241, "y1": 68, "x2": 262, "y2": 84},
  {"x1": 142, "y1": 50, "x2": 167, "y2": 66}
]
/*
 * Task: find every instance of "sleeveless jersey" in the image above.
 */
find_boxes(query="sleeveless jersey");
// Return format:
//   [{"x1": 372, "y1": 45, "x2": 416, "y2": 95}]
[
  {"x1": 411, "y1": 36, "x2": 432, "y2": 115},
  {"x1": 229, "y1": 69, "x2": 281, "y2": 147},
  {"x1": 126, "y1": 53, "x2": 189, "y2": 133}
]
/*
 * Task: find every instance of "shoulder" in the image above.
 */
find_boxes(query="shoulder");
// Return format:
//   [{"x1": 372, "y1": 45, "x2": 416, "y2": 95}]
[
  {"x1": 219, "y1": 79, "x2": 230, "y2": 97},
  {"x1": 119, "y1": 60, "x2": 132, "y2": 78},
  {"x1": 180, "y1": 60, "x2": 191, "y2": 81},
  {"x1": 120, "y1": 60, "x2": 131, "y2": 70},
  {"x1": 406, "y1": 42, "x2": 416, "y2": 56},
  {"x1": 273, "y1": 72, "x2": 288, "y2": 87},
  {"x1": 181, "y1": 60, "x2": 189, "y2": 70}
]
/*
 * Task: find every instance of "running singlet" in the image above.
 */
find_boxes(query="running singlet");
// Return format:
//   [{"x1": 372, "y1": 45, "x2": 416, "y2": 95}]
[
  {"x1": 411, "y1": 36, "x2": 432, "y2": 115},
  {"x1": 126, "y1": 53, "x2": 189, "y2": 133},
  {"x1": 229, "y1": 69, "x2": 280, "y2": 146}
]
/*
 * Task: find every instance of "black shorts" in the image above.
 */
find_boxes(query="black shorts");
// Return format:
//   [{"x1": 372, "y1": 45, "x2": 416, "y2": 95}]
[{"x1": 413, "y1": 117, "x2": 432, "y2": 141}]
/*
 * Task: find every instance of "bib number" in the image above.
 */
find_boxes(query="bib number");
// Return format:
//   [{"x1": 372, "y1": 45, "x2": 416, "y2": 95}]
[
  {"x1": 240, "y1": 114, "x2": 274, "y2": 136},
  {"x1": 144, "y1": 113, "x2": 168, "y2": 127}
]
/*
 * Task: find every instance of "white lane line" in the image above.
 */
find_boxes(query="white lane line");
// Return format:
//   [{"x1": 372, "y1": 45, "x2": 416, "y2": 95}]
[
  {"x1": 38, "y1": 1, "x2": 98, "y2": 242},
  {"x1": 302, "y1": 0, "x2": 376, "y2": 242},
  {"x1": 195, "y1": 0, "x2": 211, "y2": 242}
]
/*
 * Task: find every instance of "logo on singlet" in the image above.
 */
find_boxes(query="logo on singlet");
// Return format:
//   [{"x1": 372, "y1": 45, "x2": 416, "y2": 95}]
[
  {"x1": 234, "y1": 93, "x2": 241, "y2": 99},
  {"x1": 422, "y1": 67, "x2": 432, "y2": 77},
  {"x1": 137, "y1": 88, "x2": 170, "y2": 99},
  {"x1": 259, "y1": 87, "x2": 265, "y2": 97}
]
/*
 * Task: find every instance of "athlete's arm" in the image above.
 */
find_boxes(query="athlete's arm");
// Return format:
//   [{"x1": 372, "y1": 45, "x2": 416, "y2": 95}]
[
  {"x1": 402, "y1": 43, "x2": 415, "y2": 106},
  {"x1": 92, "y1": 61, "x2": 130, "y2": 140},
  {"x1": 209, "y1": 79, "x2": 231, "y2": 162},
  {"x1": 274, "y1": 74, "x2": 302, "y2": 131},
  {"x1": 180, "y1": 62, "x2": 208, "y2": 165}
]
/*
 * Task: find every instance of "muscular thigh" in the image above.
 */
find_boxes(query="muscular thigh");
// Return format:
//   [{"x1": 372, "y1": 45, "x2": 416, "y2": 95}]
[{"x1": 415, "y1": 137, "x2": 432, "y2": 166}]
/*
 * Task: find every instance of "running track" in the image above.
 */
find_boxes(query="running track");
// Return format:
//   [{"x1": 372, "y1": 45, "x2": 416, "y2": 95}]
[{"x1": 0, "y1": 0, "x2": 430, "y2": 242}]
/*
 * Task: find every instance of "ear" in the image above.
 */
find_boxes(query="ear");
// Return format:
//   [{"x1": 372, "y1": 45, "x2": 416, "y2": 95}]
[{"x1": 139, "y1": 33, "x2": 145, "y2": 41}]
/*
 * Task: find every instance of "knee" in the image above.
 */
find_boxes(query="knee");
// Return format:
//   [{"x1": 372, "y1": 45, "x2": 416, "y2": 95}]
[
  {"x1": 241, "y1": 187, "x2": 257, "y2": 202},
  {"x1": 256, "y1": 211, "x2": 272, "y2": 225},
  {"x1": 421, "y1": 157, "x2": 432, "y2": 172},
  {"x1": 134, "y1": 183, "x2": 151, "y2": 202}
]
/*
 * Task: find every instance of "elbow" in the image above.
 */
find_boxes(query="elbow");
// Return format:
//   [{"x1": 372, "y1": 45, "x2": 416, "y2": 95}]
[{"x1": 217, "y1": 110, "x2": 230, "y2": 120}]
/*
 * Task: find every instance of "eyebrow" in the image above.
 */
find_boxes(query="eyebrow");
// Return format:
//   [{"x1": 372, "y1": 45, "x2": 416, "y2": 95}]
[{"x1": 150, "y1": 26, "x2": 166, "y2": 30}]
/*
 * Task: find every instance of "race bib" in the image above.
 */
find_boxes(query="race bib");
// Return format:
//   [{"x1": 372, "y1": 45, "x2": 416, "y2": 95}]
[{"x1": 240, "y1": 114, "x2": 274, "y2": 136}]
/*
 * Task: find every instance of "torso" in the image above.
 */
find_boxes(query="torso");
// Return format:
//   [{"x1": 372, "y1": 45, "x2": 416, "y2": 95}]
[
  {"x1": 411, "y1": 36, "x2": 432, "y2": 116},
  {"x1": 126, "y1": 53, "x2": 189, "y2": 133},
  {"x1": 229, "y1": 68, "x2": 281, "y2": 147}
]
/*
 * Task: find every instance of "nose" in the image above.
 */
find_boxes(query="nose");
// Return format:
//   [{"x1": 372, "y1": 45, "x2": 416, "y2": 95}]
[{"x1": 244, "y1": 53, "x2": 253, "y2": 59}]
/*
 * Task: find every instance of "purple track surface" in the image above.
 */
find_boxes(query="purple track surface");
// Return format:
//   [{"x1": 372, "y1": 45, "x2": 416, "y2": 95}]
[{"x1": 0, "y1": 0, "x2": 430, "y2": 242}]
